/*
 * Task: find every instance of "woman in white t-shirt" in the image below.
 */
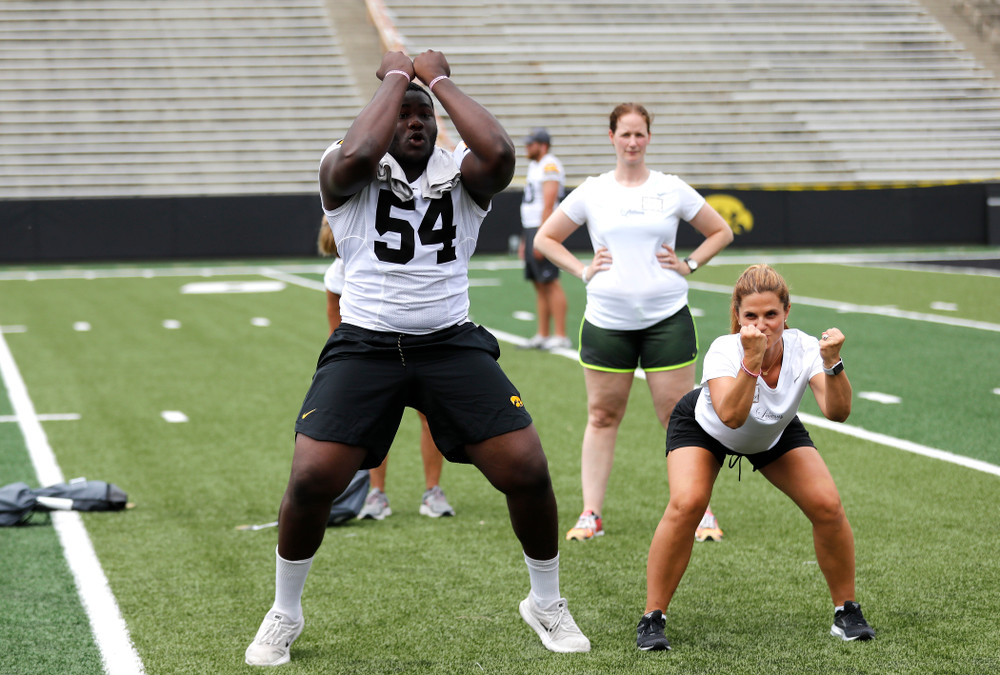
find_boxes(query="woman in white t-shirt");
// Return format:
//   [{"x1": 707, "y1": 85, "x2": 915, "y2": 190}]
[
  {"x1": 635, "y1": 264, "x2": 875, "y2": 651},
  {"x1": 533, "y1": 103, "x2": 733, "y2": 543}
]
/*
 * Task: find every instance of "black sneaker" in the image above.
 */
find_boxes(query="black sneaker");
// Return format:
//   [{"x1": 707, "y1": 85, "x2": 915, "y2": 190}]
[
  {"x1": 636, "y1": 609, "x2": 671, "y2": 651},
  {"x1": 831, "y1": 601, "x2": 876, "y2": 641}
]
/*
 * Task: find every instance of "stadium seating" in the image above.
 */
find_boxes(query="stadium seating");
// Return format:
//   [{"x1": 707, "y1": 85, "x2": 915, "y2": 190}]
[
  {"x1": 2, "y1": 0, "x2": 999, "y2": 199},
  {"x1": 0, "y1": 0, "x2": 366, "y2": 198},
  {"x1": 380, "y1": 0, "x2": 1000, "y2": 186}
]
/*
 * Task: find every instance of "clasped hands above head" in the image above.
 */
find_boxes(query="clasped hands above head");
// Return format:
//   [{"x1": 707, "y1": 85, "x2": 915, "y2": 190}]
[{"x1": 377, "y1": 50, "x2": 450, "y2": 89}]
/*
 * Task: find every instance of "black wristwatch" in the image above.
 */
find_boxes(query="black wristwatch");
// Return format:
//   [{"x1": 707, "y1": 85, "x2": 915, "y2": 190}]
[
  {"x1": 683, "y1": 257, "x2": 699, "y2": 273},
  {"x1": 823, "y1": 359, "x2": 845, "y2": 376}
]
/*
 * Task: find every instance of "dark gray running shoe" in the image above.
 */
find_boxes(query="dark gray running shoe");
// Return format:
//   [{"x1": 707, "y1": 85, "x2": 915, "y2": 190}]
[
  {"x1": 636, "y1": 609, "x2": 671, "y2": 651},
  {"x1": 831, "y1": 601, "x2": 876, "y2": 641}
]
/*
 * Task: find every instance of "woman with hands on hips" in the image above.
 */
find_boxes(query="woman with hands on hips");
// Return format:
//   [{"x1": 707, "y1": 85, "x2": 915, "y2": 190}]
[
  {"x1": 635, "y1": 263, "x2": 874, "y2": 651},
  {"x1": 533, "y1": 103, "x2": 733, "y2": 543}
]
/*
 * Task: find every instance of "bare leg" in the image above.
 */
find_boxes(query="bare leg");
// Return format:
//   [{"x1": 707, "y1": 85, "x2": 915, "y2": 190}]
[
  {"x1": 417, "y1": 411, "x2": 443, "y2": 490},
  {"x1": 644, "y1": 365, "x2": 695, "y2": 430},
  {"x1": 277, "y1": 433, "x2": 367, "y2": 561},
  {"x1": 465, "y1": 424, "x2": 557, "y2": 560},
  {"x1": 538, "y1": 279, "x2": 568, "y2": 338},
  {"x1": 759, "y1": 447, "x2": 857, "y2": 606},
  {"x1": 580, "y1": 368, "x2": 633, "y2": 516},
  {"x1": 645, "y1": 447, "x2": 720, "y2": 612},
  {"x1": 368, "y1": 455, "x2": 388, "y2": 492},
  {"x1": 645, "y1": 365, "x2": 718, "y2": 530},
  {"x1": 532, "y1": 281, "x2": 552, "y2": 338}
]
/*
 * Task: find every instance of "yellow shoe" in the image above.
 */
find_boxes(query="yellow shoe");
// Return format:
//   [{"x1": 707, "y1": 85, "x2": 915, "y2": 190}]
[
  {"x1": 695, "y1": 507, "x2": 723, "y2": 542},
  {"x1": 565, "y1": 510, "x2": 603, "y2": 541}
]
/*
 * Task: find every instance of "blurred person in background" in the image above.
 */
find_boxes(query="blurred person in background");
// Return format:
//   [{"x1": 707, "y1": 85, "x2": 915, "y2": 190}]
[{"x1": 519, "y1": 127, "x2": 570, "y2": 351}]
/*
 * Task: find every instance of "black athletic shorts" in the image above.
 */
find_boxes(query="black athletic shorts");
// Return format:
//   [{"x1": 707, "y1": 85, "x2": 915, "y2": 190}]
[
  {"x1": 523, "y1": 229, "x2": 560, "y2": 283},
  {"x1": 579, "y1": 306, "x2": 698, "y2": 373},
  {"x1": 666, "y1": 388, "x2": 815, "y2": 472},
  {"x1": 294, "y1": 322, "x2": 533, "y2": 469}
]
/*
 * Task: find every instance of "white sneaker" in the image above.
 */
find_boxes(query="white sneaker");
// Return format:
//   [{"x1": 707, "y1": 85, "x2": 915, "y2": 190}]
[
  {"x1": 542, "y1": 335, "x2": 572, "y2": 351},
  {"x1": 245, "y1": 610, "x2": 304, "y2": 666},
  {"x1": 419, "y1": 485, "x2": 455, "y2": 517},
  {"x1": 358, "y1": 487, "x2": 391, "y2": 520},
  {"x1": 518, "y1": 596, "x2": 591, "y2": 653},
  {"x1": 523, "y1": 334, "x2": 546, "y2": 349}
]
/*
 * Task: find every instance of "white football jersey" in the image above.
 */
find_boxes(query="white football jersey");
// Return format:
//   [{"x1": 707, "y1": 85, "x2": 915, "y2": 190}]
[
  {"x1": 321, "y1": 146, "x2": 489, "y2": 334},
  {"x1": 323, "y1": 257, "x2": 345, "y2": 295},
  {"x1": 520, "y1": 152, "x2": 565, "y2": 229}
]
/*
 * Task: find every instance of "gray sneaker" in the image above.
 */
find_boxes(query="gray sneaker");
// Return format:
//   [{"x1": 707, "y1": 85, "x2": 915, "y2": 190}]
[
  {"x1": 358, "y1": 487, "x2": 391, "y2": 520},
  {"x1": 521, "y1": 334, "x2": 546, "y2": 350},
  {"x1": 419, "y1": 485, "x2": 455, "y2": 517},
  {"x1": 543, "y1": 335, "x2": 572, "y2": 351}
]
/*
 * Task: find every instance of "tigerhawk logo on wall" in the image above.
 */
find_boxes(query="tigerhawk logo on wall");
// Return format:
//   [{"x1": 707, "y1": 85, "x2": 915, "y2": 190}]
[{"x1": 706, "y1": 194, "x2": 754, "y2": 235}]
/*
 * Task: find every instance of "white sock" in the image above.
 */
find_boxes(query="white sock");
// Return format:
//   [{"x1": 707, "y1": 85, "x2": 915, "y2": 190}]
[
  {"x1": 272, "y1": 546, "x2": 313, "y2": 620},
  {"x1": 524, "y1": 552, "x2": 561, "y2": 609},
  {"x1": 835, "y1": 605, "x2": 844, "y2": 613}
]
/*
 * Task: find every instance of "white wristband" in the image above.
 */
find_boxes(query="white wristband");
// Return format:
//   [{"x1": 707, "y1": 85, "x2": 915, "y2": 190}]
[
  {"x1": 428, "y1": 75, "x2": 450, "y2": 92},
  {"x1": 383, "y1": 69, "x2": 411, "y2": 81},
  {"x1": 581, "y1": 266, "x2": 590, "y2": 284}
]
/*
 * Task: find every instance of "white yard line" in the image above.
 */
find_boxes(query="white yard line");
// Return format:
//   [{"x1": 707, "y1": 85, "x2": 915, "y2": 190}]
[
  {"x1": 687, "y1": 280, "x2": 1000, "y2": 333},
  {"x1": 797, "y1": 412, "x2": 1000, "y2": 478},
  {"x1": 0, "y1": 332, "x2": 145, "y2": 675},
  {"x1": 258, "y1": 267, "x2": 327, "y2": 292},
  {"x1": 0, "y1": 412, "x2": 80, "y2": 423},
  {"x1": 487, "y1": 327, "x2": 1000, "y2": 479}
]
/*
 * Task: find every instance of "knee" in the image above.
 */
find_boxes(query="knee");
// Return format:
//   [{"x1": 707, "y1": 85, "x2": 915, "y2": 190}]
[
  {"x1": 665, "y1": 492, "x2": 711, "y2": 526},
  {"x1": 509, "y1": 446, "x2": 552, "y2": 494},
  {"x1": 588, "y1": 405, "x2": 623, "y2": 430},
  {"x1": 287, "y1": 452, "x2": 348, "y2": 508},
  {"x1": 497, "y1": 441, "x2": 553, "y2": 496},
  {"x1": 286, "y1": 466, "x2": 338, "y2": 507},
  {"x1": 806, "y1": 494, "x2": 846, "y2": 528}
]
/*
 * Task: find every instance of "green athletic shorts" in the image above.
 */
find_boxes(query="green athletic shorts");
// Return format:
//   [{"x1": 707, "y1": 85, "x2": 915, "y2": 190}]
[{"x1": 579, "y1": 306, "x2": 698, "y2": 373}]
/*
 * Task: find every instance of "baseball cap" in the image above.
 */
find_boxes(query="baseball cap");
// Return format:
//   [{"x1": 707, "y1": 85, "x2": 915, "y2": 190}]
[{"x1": 523, "y1": 127, "x2": 551, "y2": 145}]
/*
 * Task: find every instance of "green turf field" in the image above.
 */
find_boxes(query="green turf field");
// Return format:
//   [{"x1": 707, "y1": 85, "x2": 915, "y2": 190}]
[{"x1": 1, "y1": 248, "x2": 998, "y2": 674}]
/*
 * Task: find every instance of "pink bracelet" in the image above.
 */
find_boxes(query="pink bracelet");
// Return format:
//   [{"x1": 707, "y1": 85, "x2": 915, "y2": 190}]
[
  {"x1": 383, "y1": 69, "x2": 411, "y2": 81},
  {"x1": 740, "y1": 360, "x2": 761, "y2": 378},
  {"x1": 428, "y1": 75, "x2": 450, "y2": 92}
]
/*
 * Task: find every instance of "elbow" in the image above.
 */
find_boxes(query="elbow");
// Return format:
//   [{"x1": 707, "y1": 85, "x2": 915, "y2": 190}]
[
  {"x1": 715, "y1": 224, "x2": 734, "y2": 246},
  {"x1": 827, "y1": 409, "x2": 851, "y2": 423},
  {"x1": 495, "y1": 144, "x2": 517, "y2": 186},
  {"x1": 533, "y1": 231, "x2": 550, "y2": 255},
  {"x1": 824, "y1": 401, "x2": 851, "y2": 423},
  {"x1": 719, "y1": 412, "x2": 748, "y2": 429},
  {"x1": 479, "y1": 134, "x2": 516, "y2": 179}
]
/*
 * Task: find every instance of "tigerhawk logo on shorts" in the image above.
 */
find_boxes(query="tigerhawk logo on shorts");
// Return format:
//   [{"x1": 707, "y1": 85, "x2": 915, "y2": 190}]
[{"x1": 510, "y1": 396, "x2": 524, "y2": 408}]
